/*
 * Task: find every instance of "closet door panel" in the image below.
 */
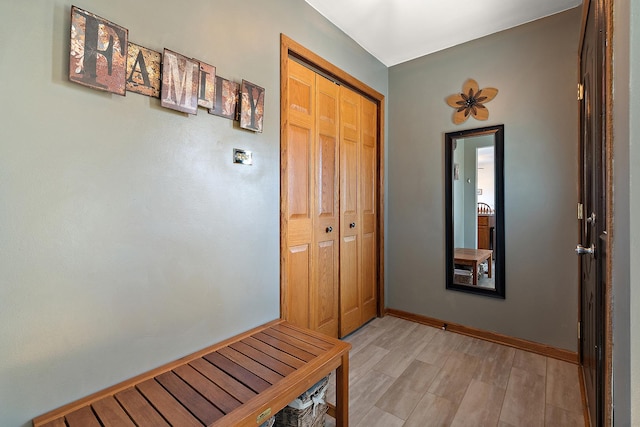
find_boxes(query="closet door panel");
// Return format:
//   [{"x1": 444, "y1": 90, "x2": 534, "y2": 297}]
[
  {"x1": 288, "y1": 62, "x2": 314, "y2": 117},
  {"x1": 282, "y1": 61, "x2": 315, "y2": 329},
  {"x1": 339, "y1": 235, "x2": 360, "y2": 336},
  {"x1": 312, "y1": 76, "x2": 339, "y2": 337},
  {"x1": 286, "y1": 245, "x2": 311, "y2": 328},
  {"x1": 361, "y1": 97, "x2": 378, "y2": 322},
  {"x1": 287, "y1": 125, "x2": 312, "y2": 222},
  {"x1": 340, "y1": 88, "x2": 360, "y2": 230},
  {"x1": 361, "y1": 232, "x2": 376, "y2": 321},
  {"x1": 339, "y1": 87, "x2": 362, "y2": 337},
  {"x1": 315, "y1": 240, "x2": 338, "y2": 335}
]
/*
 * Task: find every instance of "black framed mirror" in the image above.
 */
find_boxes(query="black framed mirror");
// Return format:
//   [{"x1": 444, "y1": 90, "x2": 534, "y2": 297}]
[{"x1": 445, "y1": 125, "x2": 505, "y2": 298}]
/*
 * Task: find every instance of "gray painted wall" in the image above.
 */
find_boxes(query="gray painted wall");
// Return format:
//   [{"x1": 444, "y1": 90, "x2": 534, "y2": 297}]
[
  {"x1": 387, "y1": 8, "x2": 581, "y2": 351},
  {"x1": 0, "y1": 1, "x2": 387, "y2": 426}
]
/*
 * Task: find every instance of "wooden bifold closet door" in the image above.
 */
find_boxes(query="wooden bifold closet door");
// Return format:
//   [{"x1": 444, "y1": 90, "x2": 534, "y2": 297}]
[{"x1": 282, "y1": 59, "x2": 378, "y2": 338}]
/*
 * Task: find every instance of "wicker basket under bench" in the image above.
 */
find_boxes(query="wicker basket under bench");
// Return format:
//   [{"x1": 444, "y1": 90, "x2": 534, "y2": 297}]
[{"x1": 32, "y1": 320, "x2": 351, "y2": 427}]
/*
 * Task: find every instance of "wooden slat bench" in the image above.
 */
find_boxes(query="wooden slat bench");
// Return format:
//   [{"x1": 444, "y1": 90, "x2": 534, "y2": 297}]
[{"x1": 33, "y1": 320, "x2": 351, "y2": 427}]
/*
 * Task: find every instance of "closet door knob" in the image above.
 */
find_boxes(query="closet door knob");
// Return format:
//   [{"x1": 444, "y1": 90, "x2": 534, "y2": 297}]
[
  {"x1": 326, "y1": 226, "x2": 333, "y2": 233},
  {"x1": 350, "y1": 222, "x2": 356, "y2": 228}
]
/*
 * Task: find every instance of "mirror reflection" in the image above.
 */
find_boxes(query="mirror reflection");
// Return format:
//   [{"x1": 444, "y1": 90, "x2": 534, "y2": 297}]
[{"x1": 445, "y1": 125, "x2": 505, "y2": 298}]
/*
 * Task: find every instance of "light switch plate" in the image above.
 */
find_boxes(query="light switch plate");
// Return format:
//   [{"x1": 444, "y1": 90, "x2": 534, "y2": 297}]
[{"x1": 233, "y1": 148, "x2": 252, "y2": 165}]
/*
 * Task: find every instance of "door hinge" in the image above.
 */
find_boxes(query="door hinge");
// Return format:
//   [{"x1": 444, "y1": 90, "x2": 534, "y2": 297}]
[
  {"x1": 577, "y1": 203, "x2": 584, "y2": 220},
  {"x1": 595, "y1": 344, "x2": 602, "y2": 362},
  {"x1": 577, "y1": 83, "x2": 584, "y2": 101},
  {"x1": 577, "y1": 321, "x2": 581, "y2": 340}
]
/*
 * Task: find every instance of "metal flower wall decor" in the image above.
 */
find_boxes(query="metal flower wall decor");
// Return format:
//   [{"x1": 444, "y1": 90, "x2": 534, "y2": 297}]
[{"x1": 446, "y1": 79, "x2": 498, "y2": 125}]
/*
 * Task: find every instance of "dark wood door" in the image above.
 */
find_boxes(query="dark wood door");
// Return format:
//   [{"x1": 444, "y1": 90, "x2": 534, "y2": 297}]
[{"x1": 579, "y1": 0, "x2": 606, "y2": 424}]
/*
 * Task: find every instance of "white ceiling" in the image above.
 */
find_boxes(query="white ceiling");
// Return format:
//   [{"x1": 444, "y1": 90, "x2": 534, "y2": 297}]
[{"x1": 304, "y1": 0, "x2": 582, "y2": 66}]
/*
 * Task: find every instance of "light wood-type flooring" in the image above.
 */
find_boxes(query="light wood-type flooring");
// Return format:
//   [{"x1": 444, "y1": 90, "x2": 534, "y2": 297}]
[{"x1": 324, "y1": 315, "x2": 585, "y2": 427}]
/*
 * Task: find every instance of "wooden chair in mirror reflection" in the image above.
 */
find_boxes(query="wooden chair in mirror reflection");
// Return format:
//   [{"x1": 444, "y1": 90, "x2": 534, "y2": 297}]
[{"x1": 477, "y1": 202, "x2": 495, "y2": 251}]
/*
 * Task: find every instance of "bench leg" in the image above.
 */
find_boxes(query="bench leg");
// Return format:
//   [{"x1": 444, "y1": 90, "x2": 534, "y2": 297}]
[
  {"x1": 472, "y1": 261, "x2": 478, "y2": 285},
  {"x1": 335, "y1": 353, "x2": 349, "y2": 427}
]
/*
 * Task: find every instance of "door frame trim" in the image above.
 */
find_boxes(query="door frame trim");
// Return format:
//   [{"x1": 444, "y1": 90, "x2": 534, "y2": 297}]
[
  {"x1": 577, "y1": 0, "x2": 613, "y2": 424},
  {"x1": 279, "y1": 34, "x2": 386, "y2": 320}
]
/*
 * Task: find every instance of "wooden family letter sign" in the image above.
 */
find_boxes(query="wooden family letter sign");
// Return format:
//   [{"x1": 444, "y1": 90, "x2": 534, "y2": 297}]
[
  {"x1": 69, "y1": 6, "x2": 128, "y2": 95},
  {"x1": 240, "y1": 80, "x2": 265, "y2": 132},
  {"x1": 208, "y1": 76, "x2": 239, "y2": 120},
  {"x1": 68, "y1": 7, "x2": 266, "y2": 129},
  {"x1": 196, "y1": 61, "x2": 216, "y2": 110},
  {"x1": 126, "y1": 42, "x2": 161, "y2": 98},
  {"x1": 161, "y1": 49, "x2": 200, "y2": 115}
]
